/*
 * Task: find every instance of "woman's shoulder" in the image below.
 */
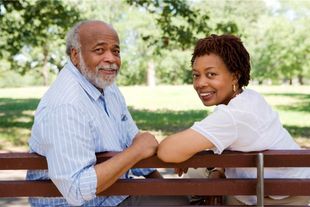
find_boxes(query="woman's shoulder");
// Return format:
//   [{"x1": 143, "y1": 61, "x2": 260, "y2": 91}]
[
  {"x1": 226, "y1": 88, "x2": 275, "y2": 120},
  {"x1": 230, "y1": 88, "x2": 266, "y2": 106}
]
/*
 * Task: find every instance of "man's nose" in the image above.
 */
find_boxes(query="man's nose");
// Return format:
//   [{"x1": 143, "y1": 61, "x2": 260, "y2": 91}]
[{"x1": 103, "y1": 50, "x2": 117, "y2": 63}]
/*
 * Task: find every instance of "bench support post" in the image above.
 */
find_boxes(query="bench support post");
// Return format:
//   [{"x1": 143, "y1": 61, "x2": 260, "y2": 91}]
[{"x1": 257, "y1": 153, "x2": 264, "y2": 207}]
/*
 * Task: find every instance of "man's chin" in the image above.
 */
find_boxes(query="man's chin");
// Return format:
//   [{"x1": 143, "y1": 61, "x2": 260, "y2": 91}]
[{"x1": 95, "y1": 79, "x2": 116, "y2": 90}]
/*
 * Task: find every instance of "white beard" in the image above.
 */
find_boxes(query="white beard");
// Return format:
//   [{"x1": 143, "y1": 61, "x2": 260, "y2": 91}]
[{"x1": 78, "y1": 52, "x2": 118, "y2": 90}]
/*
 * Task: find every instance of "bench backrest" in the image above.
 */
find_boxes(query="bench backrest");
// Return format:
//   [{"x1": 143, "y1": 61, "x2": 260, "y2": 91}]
[{"x1": 1, "y1": 150, "x2": 310, "y2": 204}]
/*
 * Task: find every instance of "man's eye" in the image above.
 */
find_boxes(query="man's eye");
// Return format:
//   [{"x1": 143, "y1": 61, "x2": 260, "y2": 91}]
[
  {"x1": 95, "y1": 48, "x2": 104, "y2": 53},
  {"x1": 113, "y1": 49, "x2": 120, "y2": 55}
]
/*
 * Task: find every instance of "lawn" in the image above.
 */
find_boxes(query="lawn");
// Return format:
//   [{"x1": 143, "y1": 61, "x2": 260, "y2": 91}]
[{"x1": 0, "y1": 85, "x2": 309, "y2": 150}]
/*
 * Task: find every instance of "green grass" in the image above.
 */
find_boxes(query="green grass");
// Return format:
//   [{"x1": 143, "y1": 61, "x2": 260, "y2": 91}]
[{"x1": 0, "y1": 85, "x2": 309, "y2": 150}]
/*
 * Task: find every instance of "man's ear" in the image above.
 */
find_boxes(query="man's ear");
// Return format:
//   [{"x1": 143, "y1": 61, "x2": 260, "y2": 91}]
[{"x1": 70, "y1": 48, "x2": 79, "y2": 67}]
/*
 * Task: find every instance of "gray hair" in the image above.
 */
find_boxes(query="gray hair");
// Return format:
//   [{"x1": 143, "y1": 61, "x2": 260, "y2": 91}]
[
  {"x1": 65, "y1": 20, "x2": 94, "y2": 56},
  {"x1": 66, "y1": 20, "x2": 114, "y2": 57}
]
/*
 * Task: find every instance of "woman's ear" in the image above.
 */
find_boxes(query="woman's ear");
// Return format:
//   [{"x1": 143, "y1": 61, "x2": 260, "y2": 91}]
[{"x1": 232, "y1": 72, "x2": 240, "y2": 85}]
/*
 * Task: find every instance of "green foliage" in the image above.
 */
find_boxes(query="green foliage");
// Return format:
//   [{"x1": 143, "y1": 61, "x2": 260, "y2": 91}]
[
  {"x1": 127, "y1": 0, "x2": 238, "y2": 52},
  {"x1": 156, "y1": 49, "x2": 192, "y2": 84},
  {"x1": 246, "y1": 0, "x2": 310, "y2": 84},
  {"x1": 0, "y1": 69, "x2": 47, "y2": 88},
  {"x1": 0, "y1": 0, "x2": 81, "y2": 84},
  {"x1": 0, "y1": 0, "x2": 309, "y2": 86}
]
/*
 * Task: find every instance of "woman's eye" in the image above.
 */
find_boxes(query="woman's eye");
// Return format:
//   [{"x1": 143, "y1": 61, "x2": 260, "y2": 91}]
[
  {"x1": 207, "y1": 72, "x2": 216, "y2": 78},
  {"x1": 192, "y1": 74, "x2": 199, "y2": 78}
]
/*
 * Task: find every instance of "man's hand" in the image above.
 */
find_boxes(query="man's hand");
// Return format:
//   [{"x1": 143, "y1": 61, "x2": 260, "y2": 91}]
[
  {"x1": 95, "y1": 131, "x2": 158, "y2": 193},
  {"x1": 131, "y1": 132, "x2": 158, "y2": 159}
]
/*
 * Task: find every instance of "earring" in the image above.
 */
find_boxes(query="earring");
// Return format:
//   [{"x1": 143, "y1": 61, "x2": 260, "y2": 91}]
[{"x1": 233, "y1": 84, "x2": 236, "y2": 92}]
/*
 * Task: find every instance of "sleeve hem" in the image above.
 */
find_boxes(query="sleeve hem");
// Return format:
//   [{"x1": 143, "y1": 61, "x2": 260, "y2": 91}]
[
  {"x1": 191, "y1": 124, "x2": 224, "y2": 154},
  {"x1": 79, "y1": 166, "x2": 97, "y2": 201}
]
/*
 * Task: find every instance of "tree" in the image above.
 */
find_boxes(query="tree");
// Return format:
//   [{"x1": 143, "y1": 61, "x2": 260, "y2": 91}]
[
  {"x1": 250, "y1": 0, "x2": 310, "y2": 85},
  {"x1": 0, "y1": 0, "x2": 81, "y2": 85},
  {"x1": 126, "y1": 0, "x2": 238, "y2": 86},
  {"x1": 127, "y1": 0, "x2": 238, "y2": 50}
]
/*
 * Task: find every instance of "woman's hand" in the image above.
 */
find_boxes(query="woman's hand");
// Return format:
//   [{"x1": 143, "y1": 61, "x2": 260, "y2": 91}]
[
  {"x1": 208, "y1": 168, "x2": 225, "y2": 179},
  {"x1": 174, "y1": 168, "x2": 188, "y2": 177}
]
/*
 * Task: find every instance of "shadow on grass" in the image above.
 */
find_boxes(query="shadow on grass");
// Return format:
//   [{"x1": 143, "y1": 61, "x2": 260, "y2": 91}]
[
  {"x1": 0, "y1": 98, "x2": 39, "y2": 128},
  {"x1": 0, "y1": 97, "x2": 309, "y2": 146},
  {"x1": 129, "y1": 107, "x2": 209, "y2": 135},
  {"x1": 129, "y1": 107, "x2": 310, "y2": 141},
  {"x1": 284, "y1": 125, "x2": 310, "y2": 138},
  {"x1": 0, "y1": 98, "x2": 40, "y2": 145},
  {"x1": 263, "y1": 93, "x2": 310, "y2": 113}
]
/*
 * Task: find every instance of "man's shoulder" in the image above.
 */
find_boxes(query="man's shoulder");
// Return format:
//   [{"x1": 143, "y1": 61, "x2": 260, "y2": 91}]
[{"x1": 39, "y1": 70, "x2": 87, "y2": 108}]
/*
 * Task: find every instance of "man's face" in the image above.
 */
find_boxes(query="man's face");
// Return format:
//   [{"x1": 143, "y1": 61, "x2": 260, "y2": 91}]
[{"x1": 72, "y1": 22, "x2": 121, "y2": 90}]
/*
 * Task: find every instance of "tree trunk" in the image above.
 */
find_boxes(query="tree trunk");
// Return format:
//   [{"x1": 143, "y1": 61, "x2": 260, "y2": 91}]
[
  {"x1": 289, "y1": 78, "x2": 293, "y2": 85},
  {"x1": 41, "y1": 46, "x2": 49, "y2": 86},
  {"x1": 298, "y1": 74, "x2": 304, "y2": 85},
  {"x1": 147, "y1": 60, "x2": 156, "y2": 87}
]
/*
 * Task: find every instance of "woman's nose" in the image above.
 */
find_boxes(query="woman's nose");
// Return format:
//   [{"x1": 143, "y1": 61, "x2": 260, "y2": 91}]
[{"x1": 194, "y1": 77, "x2": 208, "y2": 89}]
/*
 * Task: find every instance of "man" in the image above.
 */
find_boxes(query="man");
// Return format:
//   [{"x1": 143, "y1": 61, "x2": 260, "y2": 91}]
[{"x1": 27, "y1": 20, "x2": 188, "y2": 206}]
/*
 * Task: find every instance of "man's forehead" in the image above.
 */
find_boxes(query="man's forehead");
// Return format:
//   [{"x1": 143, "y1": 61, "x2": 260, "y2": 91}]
[{"x1": 79, "y1": 22, "x2": 119, "y2": 46}]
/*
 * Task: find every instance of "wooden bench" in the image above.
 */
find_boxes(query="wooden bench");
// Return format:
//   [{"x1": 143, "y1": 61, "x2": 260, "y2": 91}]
[{"x1": 1, "y1": 150, "x2": 310, "y2": 206}]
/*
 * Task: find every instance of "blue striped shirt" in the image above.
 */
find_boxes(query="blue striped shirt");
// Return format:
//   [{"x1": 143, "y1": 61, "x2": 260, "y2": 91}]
[{"x1": 27, "y1": 60, "x2": 154, "y2": 206}]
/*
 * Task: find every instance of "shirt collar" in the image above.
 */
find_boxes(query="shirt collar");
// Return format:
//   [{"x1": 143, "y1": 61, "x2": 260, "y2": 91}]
[{"x1": 65, "y1": 59, "x2": 102, "y2": 101}]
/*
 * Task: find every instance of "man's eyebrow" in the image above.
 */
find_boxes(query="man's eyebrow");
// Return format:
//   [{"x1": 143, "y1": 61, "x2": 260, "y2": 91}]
[{"x1": 93, "y1": 41, "x2": 120, "y2": 48}]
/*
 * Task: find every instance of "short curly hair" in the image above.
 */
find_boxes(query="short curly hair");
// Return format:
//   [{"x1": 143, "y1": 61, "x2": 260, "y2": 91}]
[{"x1": 191, "y1": 34, "x2": 251, "y2": 87}]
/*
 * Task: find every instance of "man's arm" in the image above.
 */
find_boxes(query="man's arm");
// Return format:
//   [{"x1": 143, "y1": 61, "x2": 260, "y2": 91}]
[{"x1": 94, "y1": 132, "x2": 158, "y2": 193}]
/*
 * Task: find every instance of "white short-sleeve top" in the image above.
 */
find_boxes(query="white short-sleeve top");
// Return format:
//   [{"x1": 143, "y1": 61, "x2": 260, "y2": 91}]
[{"x1": 191, "y1": 89, "x2": 310, "y2": 204}]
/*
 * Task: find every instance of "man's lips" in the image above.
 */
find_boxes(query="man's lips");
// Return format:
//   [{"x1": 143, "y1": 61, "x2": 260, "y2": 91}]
[{"x1": 98, "y1": 68, "x2": 118, "y2": 75}]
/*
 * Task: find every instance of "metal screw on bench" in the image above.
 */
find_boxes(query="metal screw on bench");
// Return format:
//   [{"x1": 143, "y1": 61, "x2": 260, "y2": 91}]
[{"x1": 256, "y1": 153, "x2": 264, "y2": 207}]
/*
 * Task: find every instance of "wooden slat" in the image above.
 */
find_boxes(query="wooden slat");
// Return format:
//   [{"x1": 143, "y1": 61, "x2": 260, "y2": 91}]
[
  {"x1": 263, "y1": 150, "x2": 310, "y2": 167},
  {"x1": 1, "y1": 150, "x2": 310, "y2": 201},
  {"x1": 1, "y1": 178, "x2": 310, "y2": 197},
  {"x1": 0, "y1": 152, "x2": 47, "y2": 169},
  {"x1": 2, "y1": 150, "x2": 310, "y2": 170}
]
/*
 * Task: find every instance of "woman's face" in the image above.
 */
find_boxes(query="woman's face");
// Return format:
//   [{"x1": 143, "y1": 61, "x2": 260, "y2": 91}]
[{"x1": 192, "y1": 53, "x2": 238, "y2": 106}]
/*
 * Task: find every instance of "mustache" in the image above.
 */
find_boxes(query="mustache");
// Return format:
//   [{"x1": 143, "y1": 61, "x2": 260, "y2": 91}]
[{"x1": 96, "y1": 64, "x2": 119, "y2": 71}]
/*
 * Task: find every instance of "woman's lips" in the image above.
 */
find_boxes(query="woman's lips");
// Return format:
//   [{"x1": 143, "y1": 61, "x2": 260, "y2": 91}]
[{"x1": 199, "y1": 91, "x2": 215, "y2": 101}]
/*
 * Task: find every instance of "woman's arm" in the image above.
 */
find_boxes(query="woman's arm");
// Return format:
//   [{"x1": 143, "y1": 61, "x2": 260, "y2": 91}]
[{"x1": 157, "y1": 128, "x2": 214, "y2": 163}]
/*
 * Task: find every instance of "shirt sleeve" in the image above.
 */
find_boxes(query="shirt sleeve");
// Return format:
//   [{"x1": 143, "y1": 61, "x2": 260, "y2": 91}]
[
  {"x1": 191, "y1": 105, "x2": 238, "y2": 154},
  {"x1": 40, "y1": 104, "x2": 97, "y2": 206}
]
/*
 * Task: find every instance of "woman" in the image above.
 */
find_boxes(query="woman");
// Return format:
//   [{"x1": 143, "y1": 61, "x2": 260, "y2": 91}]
[{"x1": 157, "y1": 34, "x2": 310, "y2": 205}]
